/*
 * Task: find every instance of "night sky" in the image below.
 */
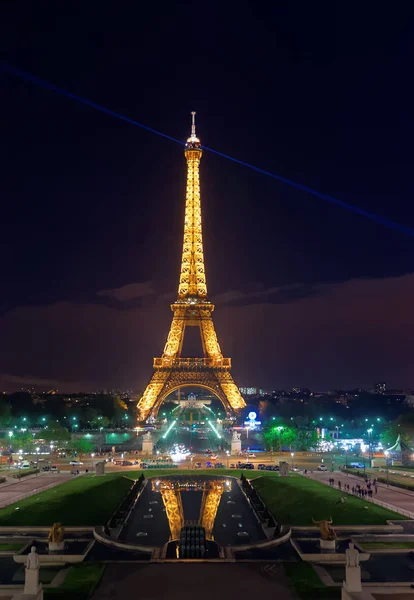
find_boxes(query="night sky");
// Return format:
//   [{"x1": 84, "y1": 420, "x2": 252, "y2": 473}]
[{"x1": 2, "y1": 4, "x2": 414, "y2": 392}]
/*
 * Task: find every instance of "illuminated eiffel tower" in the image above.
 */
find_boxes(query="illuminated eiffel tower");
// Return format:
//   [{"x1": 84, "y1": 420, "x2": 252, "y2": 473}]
[{"x1": 137, "y1": 113, "x2": 246, "y2": 421}]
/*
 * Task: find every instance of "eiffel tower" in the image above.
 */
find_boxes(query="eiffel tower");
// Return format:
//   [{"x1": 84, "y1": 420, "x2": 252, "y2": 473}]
[{"x1": 137, "y1": 113, "x2": 246, "y2": 421}]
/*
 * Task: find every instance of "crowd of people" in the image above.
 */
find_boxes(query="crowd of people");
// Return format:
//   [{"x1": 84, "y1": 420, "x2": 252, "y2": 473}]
[{"x1": 328, "y1": 476, "x2": 379, "y2": 498}]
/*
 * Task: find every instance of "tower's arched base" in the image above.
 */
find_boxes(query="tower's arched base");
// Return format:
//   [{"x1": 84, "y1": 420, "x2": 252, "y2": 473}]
[{"x1": 137, "y1": 362, "x2": 245, "y2": 421}]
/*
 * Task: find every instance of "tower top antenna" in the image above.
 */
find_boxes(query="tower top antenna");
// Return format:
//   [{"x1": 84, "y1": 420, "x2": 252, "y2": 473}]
[{"x1": 186, "y1": 111, "x2": 200, "y2": 147}]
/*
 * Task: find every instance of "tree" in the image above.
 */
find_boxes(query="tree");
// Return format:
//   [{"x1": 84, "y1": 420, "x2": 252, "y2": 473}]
[
  {"x1": 381, "y1": 413, "x2": 414, "y2": 449},
  {"x1": 67, "y1": 439, "x2": 94, "y2": 457},
  {"x1": 11, "y1": 431, "x2": 35, "y2": 450},
  {"x1": 0, "y1": 399, "x2": 12, "y2": 427},
  {"x1": 41, "y1": 425, "x2": 70, "y2": 445},
  {"x1": 295, "y1": 429, "x2": 318, "y2": 451},
  {"x1": 262, "y1": 422, "x2": 297, "y2": 451}
]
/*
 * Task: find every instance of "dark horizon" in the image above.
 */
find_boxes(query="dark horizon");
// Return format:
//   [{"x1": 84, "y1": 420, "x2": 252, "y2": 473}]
[{"x1": 2, "y1": 5, "x2": 414, "y2": 394}]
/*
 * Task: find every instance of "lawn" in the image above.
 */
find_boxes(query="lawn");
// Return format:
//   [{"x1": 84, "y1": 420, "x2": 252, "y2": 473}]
[
  {"x1": 345, "y1": 467, "x2": 414, "y2": 490},
  {"x1": 361, "y1": 541, "x2": 414, "y2": 549},
  {"x1": 381, "y1": 475, "x2": 414, "y2": 490},
  {"x1": 44, "y1": 563, "x2": 105, "y2": 600},
  {"x1": 252, "y1": 475, "x2": 405, "y2": 525},
  {"x1": 284, "y1": 562, "x2": 340, "y2": 599},
  {"x1": 0, "y1": 469, "x2": 273, "y2": 527},
  {"x1": 123, "y1": 468, "x2": 280, "y2": 480},
  {"x1": 0, "y1": 542, "x2": 24, "y2": 551},
  {"x1": 0, "y1": 475, "x2": 132, "y2": 526}
]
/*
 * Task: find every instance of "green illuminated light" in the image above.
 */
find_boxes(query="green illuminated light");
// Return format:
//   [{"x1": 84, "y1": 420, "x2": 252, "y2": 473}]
[
  {"x1": 162, "y1": 419, "x2": 178, "y2": 439},
  {"x1": 207, "y1": 419, "x2": 222, "y2": 439}
]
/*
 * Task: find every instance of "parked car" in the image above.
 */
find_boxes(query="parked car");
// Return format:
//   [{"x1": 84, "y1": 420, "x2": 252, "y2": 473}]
[
  {"x1": 247, "y1": 453, "x2": 256, "y2": 458},
  {"x1": 349, "y1": 462, "x2": 365, "y2": 469},
  {"x1": 317, "y1": 464, "x2": 327, "y2": 471},
  {"x1": 229, "y1": 463, "x2": 236, "y2": 469},
  {"x1": 291, "y1": 466, "x2": 300, "y2": 472},
  {"x1": 214, "y1": 462, "x2": 224, "y2": 468},
  {"x1": 50, "y1": 465, "x2": 58, "y2": 472},
  {"x1": 195, "y1": 462, "x2": 203, "y2": 469},
  {"x1": 139, "y1": 463, "x2": 148, "y2": 469},
  {"x1": 69, "y1": 461, "x2": 83, "y2": 466},
  {"x1": 19, "y1": 461, "x2": 31, "y2": 469},
  {"x1": 257, "y1": 463, "x2": 266, "y2": 470},
  {"x1": 205, "y1": 461, "x2": 213, "y2": 468}
]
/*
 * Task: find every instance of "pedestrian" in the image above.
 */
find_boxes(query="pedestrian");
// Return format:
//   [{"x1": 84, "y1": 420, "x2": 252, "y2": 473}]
[
  {"x1": 375, "y1": 485, "x2": 378, "y2": 495},
  {"x1": 338, "y1": 481, "x2": 341, "y2": 490}
]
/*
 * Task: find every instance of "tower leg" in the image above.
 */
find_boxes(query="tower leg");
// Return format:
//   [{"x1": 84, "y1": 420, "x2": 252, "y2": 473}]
[{"x1": 138, "y1": 368, "x2": 245, "y2": 421}]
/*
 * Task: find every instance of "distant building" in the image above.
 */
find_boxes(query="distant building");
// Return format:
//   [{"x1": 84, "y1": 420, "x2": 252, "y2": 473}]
[
  {"x1": 239, "y1": 387, "x2": 258, "y2": 396},
  {"x1": 374, "y1": 382, "x2": 387, "y2": 394}
]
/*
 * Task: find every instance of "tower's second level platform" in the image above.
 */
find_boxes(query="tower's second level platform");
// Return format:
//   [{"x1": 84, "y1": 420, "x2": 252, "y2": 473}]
[{"x1": 153, "y1": 357, "x2": 232, "y2": 370}]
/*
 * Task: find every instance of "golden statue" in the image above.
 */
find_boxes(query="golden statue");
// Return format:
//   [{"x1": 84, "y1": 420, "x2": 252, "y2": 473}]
[
  {"x1": 312, "y1": 517, "x2": 337, "y2": 540},
  {"x1": 48, "y1": 522, "x2": 65, "y2": 543}
]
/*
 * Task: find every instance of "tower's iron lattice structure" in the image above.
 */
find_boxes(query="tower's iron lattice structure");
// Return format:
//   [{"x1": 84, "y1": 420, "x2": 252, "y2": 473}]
[{"x1": 137, "y1": 113, "x2": 246, "y2": 421}]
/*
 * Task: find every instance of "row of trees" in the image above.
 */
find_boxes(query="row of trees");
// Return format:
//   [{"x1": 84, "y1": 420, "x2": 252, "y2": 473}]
[
  {"x1": 1, "y1": 424, "x2": 96, "y2": 457},
  {"x1": 0, "y1": 392, "x2": 133, "y2": 429},
  {"x1": 262, "y1": 419, "x2": 318, "y2": 451}
]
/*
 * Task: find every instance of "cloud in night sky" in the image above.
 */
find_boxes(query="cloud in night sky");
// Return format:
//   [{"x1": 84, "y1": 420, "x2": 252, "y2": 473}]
[{"x1": 0, "y1": 273, "x2": 413, "y2": 393}]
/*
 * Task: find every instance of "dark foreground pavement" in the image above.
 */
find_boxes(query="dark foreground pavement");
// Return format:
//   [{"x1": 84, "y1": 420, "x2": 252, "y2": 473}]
[{"x1": 92, "y1": 563, "x2": 296, "y2": 600}]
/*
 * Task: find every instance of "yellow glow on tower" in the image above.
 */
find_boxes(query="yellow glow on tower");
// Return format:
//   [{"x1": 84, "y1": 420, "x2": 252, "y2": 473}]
[{"x1": 137, "y1": 113, "x2": 246, "y2": 421}]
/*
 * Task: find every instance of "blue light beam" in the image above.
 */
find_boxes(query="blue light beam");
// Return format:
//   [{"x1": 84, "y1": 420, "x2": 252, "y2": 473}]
[{"x1": 2, "y1": 62, "x2": 413, "y2": 237}]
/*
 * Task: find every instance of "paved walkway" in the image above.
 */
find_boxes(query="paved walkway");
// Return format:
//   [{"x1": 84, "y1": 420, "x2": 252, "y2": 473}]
[
  {"x1": 0, "y1": 473, "x2": 72, "y2": 508},
  {"x1": 92, "y1": 563, "x2": 296, "y2": 600},
  {"x1": 307, "y1": 470, "x2": 414, "y2": 516}
]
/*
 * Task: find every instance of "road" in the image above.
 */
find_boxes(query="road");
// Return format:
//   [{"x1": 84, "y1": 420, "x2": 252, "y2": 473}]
[
  {"x1": 5, "y1": 449, "x2": 348, "y2": 473},
  {"x1": 308, "y1": 469, "x2": 414, "y2": 516},
  {"x1": 0, "y1": 472, "x2": 72, "y2": 509}
]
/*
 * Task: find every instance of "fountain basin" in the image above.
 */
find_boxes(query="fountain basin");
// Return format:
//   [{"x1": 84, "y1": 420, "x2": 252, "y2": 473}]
[{"x1": 13, "y1": 539, "x2": 94, "y2": 565}]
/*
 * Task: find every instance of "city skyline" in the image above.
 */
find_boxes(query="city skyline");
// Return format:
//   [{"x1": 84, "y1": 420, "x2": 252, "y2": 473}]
[{"x1": 2, "y1": 5, "x2": 413, "y2": 394}]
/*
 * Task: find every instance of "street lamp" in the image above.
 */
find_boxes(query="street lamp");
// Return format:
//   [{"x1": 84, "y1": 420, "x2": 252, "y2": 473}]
[
  {"x1": 384, "y1": 450, "x2": 389, "y2": 486},
  {"x1": 367, "y1": 428, "x2": 373, "y2": 467},
  {"x1": 291, "y1": 452, "x2": 294, "y2": 469}
]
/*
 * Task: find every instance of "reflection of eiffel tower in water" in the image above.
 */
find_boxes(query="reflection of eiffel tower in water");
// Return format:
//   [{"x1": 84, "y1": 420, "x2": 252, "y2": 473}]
[
  {"x1": 137, "y1": 113, "x2": 246, "y2": 421},
  {"x1": 152, "y1": 478, "x2": 227, "y2": 540}
]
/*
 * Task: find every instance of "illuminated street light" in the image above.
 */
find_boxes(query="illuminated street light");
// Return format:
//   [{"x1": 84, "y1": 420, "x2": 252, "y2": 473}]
[
  {"x1": 384, "y1": 450, "x2": 389, "y2": 486},
  {"x1": 367, "y1": 428, "x2": 373, "y2": 466},
  {"x1": 291, "y1": 452, "x2": 294, "y2": 469}
]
